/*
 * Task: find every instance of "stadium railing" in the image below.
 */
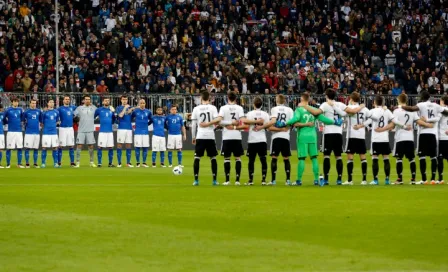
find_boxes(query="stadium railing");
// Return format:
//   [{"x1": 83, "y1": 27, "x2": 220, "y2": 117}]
[{"x1": 0, "y1": 92, "x2": 426, "y2": 112}]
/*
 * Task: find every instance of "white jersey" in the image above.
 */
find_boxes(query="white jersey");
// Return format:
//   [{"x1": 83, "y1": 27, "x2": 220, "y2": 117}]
[
  {"x1": 270, "y1": 105, "x2": 294, "y2": 141},
  {"x1": 393, "y1": 108, "x2": 419, "y2": 142},
  {"x1": 246, "y1": 109, "x2": 270, "y2": 143},
  {"x1": 218, "y1": 104, "x2": 245, "y2": 140},
  {"x1": 346, "y1": 105, "x2": 370, "y2": 139},
  {"x1": 439, "y1": 107, "x2": 448, "y2": 141},
  {"x1": 191, "y1": 104, "x2": 219, "y2": 140},
  {"x1": 369, "y1": 107, "x2": 394, "y2": 143},
  {"x1": 416, "y1": 101, "x2": 445, "y2": 135},
  {"x1": 319, "y1": 101, "x2": 347, "y2": 134}
]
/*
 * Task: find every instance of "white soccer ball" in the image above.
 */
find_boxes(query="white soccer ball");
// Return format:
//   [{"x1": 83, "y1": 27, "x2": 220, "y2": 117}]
[{"x1": 173, "y1": 166, "x2": 183, "y2": 175}]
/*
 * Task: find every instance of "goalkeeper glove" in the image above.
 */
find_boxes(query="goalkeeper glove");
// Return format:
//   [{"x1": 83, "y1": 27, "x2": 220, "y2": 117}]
[
  {"x1": 333, "y1": 118, "x2": 343, "y2": 127},
  {"x1": 275, "y1": 120, "x2": 287, "y2": 128}
]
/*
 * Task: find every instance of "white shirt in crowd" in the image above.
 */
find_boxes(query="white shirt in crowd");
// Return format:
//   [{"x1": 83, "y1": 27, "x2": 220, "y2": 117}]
[{"x1": 105, "y1": 17, "x2": 117, "y2": 31}]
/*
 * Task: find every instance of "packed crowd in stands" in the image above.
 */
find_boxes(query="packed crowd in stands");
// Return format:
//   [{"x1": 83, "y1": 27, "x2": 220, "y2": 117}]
[{"x1": 0, "y1": 0, "x2": 447, "y2": 97}]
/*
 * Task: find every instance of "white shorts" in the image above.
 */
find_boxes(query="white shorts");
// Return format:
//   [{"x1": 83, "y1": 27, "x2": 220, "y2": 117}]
[
  {"x1": 24, "y1": 134, "x2": 40, "y2": 149},
  {"x1": 134, "y1": 134, "x2": 150, "y2": 148},
  {"x1": 59, "y1": 127, "x2": 75, "y2": 147},
  {"x1": 98, "y1": 132, "x2": 114, "y2": 148},
  {"x1": 0, "y1": 134, "x2": 5, "y2": 149},
  {"x1": 42, "y1": 135, "x2": 59, "y2": 148},
  {"x1": 117, "y1": 129, "x2": 133, "y2": 144},
  {"x1": 167, "y1": 135, "x2": 183, "y2": 150},
  {"x1": 152, "y1": 135, "x2": 166, "y2": 152},
  {"x1": 7, "y1": 132, "x2": 23, "y2": 149}
]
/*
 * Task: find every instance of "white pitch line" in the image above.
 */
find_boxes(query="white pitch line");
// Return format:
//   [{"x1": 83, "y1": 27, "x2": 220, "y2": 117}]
[{"x1": 0, "y1": 183, "x2": 430, "y2": 187}]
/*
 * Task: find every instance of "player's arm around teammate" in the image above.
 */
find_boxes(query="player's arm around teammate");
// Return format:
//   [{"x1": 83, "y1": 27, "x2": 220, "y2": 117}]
[{"x1": 281, "y1": 92, "x2": 340, "y2": 185}]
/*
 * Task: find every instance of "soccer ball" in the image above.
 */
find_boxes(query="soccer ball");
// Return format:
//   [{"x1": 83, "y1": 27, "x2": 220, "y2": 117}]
[{"x1": 173, "y1": 166, "x2": 183, "y2": 175}]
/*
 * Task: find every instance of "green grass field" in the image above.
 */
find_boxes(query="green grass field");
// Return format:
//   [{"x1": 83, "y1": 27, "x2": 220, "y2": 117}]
[{"x1": 1, "y1": 150, "x2": 448, "y2": 271}]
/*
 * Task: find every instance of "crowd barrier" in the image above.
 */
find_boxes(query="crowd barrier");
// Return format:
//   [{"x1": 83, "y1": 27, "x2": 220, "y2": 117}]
[{"x1": 0, "y1": 93, "x2": 428, "y2": 113}]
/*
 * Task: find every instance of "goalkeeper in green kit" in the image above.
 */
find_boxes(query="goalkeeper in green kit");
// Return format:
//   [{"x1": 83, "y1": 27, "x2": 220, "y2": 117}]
[{"x1": 276, "y1": 92, "x2": 343, "y2": 186}]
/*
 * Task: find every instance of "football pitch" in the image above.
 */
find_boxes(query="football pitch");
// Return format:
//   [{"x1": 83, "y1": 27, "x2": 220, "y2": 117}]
[{"x1": 1, "y1": 151, "x2": 447, "y2": 271}]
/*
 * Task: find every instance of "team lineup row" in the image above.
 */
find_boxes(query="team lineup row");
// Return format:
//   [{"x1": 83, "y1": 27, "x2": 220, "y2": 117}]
[
  {"x1": 1, "y1": 90, "x2": 448, "y2": 186},
  {"x1": 0, "y1": 95, "x2": 187, "y2": 168},
  {"x1": 189, "y1": 90, "x2": 448, "y2": 186}
]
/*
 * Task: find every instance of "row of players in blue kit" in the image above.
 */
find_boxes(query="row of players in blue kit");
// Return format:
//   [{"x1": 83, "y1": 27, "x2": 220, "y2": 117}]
[{"x1": 0, "y1": 95, "x2": 186, "y2": 168}]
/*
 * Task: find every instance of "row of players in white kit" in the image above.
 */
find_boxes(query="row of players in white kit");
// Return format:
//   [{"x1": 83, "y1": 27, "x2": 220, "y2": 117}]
[{"x1": 191, "y1": 90, "x2": 448, "y2": 186}]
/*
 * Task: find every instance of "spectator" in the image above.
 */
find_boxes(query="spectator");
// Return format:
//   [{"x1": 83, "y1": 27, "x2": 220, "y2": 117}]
[
  {"x1": 96, "y1": 80, "x2": 108, "y2": 93},
  {"x1": 385, "y1": 50, "x2": 397, "y2": 76},
  {"x1": 392, "y1": 82, "x2": 402, "y2": 96},
  {"x1": 114, "y1": 79, "x2": 127, "y2": 93},
  {"x1": 67, "y1": 77, "x2": 79, "y2": 93},
  {"x1": 0, "y1": 0, "x2": 446, "y2": 99}
]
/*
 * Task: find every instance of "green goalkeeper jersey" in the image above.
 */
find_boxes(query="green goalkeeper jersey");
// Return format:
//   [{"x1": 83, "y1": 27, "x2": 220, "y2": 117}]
[{"x1": 286, "y1": 106, "x2": 335, "y2": 144}]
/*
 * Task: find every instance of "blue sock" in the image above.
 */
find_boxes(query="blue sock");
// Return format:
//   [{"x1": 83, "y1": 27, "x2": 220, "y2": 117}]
[
  {"x1": 6, "y1": 150, "x2": 11, "y2": 165},
  {"x1": 41, "y1": 150, "x2": 47, "y2": 165},
  {"x1": 58, "y1": 148, "x2": 62, "y2": 164},
  {"x1": 17, "y1": 149, "x2": 22, "y2": 165},
  {"x1": 0, "y1": 151, "x2": 2, "y2": 164},
  {"x1": 168, "y1": 151, "x2": 173, "y2": 165},
  {"x1": 135, "y1": 148, "x2": 141, "y2": 163},
  {"x1": 178, "y1": 151, "x2": 182, "y2": 165},
  {"x1": 160, "y1": 151, "x2": 165, "y2": 164},
  {"x1": 108, "y1": 149, "x2": 113, "y2": 165},
  {"x1": 126, "y1": 149, "x2": 131, "y2": 164},
  {"x1": 33, "y1": 150, "x2": 38, "y2": 165},
  {"x1": 117, "y1": 148, "x2": 122, "y2": 165},
  {"x1": 97, "y1": 149, "x2": 103, "y2": 165},
  {"x1": 69, "y1": 148, "x2": 74, "y2": 164},
  {"x1": 143, "y1": 148, "x2": 148, "y2": 163},
  {"x1": 25, "y1": 149, "x2": 30, "y2": 164},
  {"x1": 152, "y1": 151, "x2": 157, "y2": 164},
  {"x1": 52, "y1": 150, "x2": 58, "y2": 165}
]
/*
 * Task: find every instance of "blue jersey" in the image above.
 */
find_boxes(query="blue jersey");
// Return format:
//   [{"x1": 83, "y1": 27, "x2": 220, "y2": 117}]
[
  {"x1": 95, "y1": 107, "x2": 115, "y2": 133},
  {"x1": 3, "y1": 107, "x2": 23, "y2": 132},
  {"x1": 132, "y1": 108, "x2": 152, "y2": 135},
  {"x1": 152, "y1": 115, "x2": 166, "y2": 137},
  {"x1": 116, "y1": 105, "x2": 133, "y2": 130},
  {"x1": 0, "y1": 112, "x2": 3, "y2": 131},
  {"x1": 23, "y1": 109, "x2": 42, "y2": 135},
  {"x1": 166, "y1": 114, "x2": 183, "y2": 135},
  {"x1": 41, "y1": 109, "x2": 60, "y2": 135},
  {"x1": 58, "y1": 106, "x2": 75, "y2": 128}
]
